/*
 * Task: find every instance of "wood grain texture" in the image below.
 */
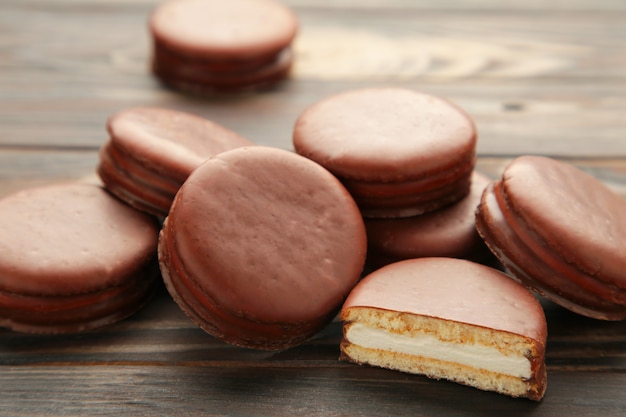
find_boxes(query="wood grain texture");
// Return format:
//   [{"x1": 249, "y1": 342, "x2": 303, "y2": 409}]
[
  {"x1": 1, "y1": 289, "x2": 626, "y2": 417},
  {"x1": 0, "y1": 1, "x2": 625, "y2": 155},
  {"x1": 1, "y1": 1, "x2": 626, "y2": 416},
  {"x1": 1, "y1": 366, "x2": 625, "y2": 417}
]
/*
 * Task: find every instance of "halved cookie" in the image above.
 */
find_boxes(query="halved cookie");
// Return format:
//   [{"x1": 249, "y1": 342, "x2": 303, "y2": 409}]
[{"x1": 340, "y1": 258, "x2": 547, "y2": 401}]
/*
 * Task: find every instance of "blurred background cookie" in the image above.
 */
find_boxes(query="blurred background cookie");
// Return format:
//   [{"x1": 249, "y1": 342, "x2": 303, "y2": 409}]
[{"x1": 149, "y1": 0, "x2": 298, "y2": 94}]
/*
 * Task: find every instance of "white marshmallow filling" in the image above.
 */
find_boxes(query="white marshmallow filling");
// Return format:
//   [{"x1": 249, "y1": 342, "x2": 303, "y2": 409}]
[{"x1": 345, "y1": 322, "x2": 532, "y2": 379}]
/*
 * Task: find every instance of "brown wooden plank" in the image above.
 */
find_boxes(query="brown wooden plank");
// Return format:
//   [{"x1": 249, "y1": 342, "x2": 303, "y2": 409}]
[
  {"x1": 0, "y1": 149, "x2": 98, "y2": 197},
  {"x1": 289, "y1": 0, "x2": 626, "y2": 12},
  {"x1": 1, "y1": 303, "x2": 625, "y2": 415},
  {"x1": 6, "y1": 0, "x2": 626, "y2": 12},
  {"x1": 2, "y1": 286, "x2": 625, "y2": 367},
  {"x1": 0, "y1": 306, "x2": 624, "y2": 377},
  {"x1": 2, "y1": 78, "x2": 626, "y2": 158},
  {"x1": 1, "y1": 1, "x2": 625, "y2": 155},
  {"x1": 0, "y1": 151, "x2": 624, "y2": 199},
  {"x1": 0, "y1": 364, "x2": 624, "y2": 417}
]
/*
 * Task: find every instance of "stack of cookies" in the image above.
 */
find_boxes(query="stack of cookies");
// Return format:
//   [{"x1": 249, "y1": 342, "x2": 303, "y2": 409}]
[{"x1": 293, "y1": 87, "x2": 493, "y2": 269}]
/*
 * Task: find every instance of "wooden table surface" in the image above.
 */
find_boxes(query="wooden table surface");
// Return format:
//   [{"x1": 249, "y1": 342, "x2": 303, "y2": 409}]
[{"x1": 1, "y1": 0, "x2": 626, "y2": 416}]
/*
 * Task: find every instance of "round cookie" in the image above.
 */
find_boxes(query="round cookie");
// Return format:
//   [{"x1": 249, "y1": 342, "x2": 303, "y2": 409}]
[
  {"x1": 149, "y1": 0, "x2": 298, "y2": 94},
  {"x1": 340, "y1": 257, "x2": 547, "y2": 401},
  {"x1": 475, "y1": 155, "x2": 626, "y2": 320},
  {"x1": 97, "y1": 107, "x2": 253, "y2": 218},
  {"x1": 293, "y1": 88, "x2": 477, "y2": 218},
  {"x1": 0, "y1": 183, "x2": 160, "y2": 334},
  {"x1": 159, "y1": 146, "x2": 367, "y2": 350},
  {"x1": 364, "y1": 172, "x2": 493, "y2": 268}
]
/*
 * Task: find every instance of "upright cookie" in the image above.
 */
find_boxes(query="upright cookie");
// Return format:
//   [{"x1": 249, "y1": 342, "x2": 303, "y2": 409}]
[
  {"x1": 159, "y1": 146, "x2": 367, "y2": 350},
  {"x1": 293, "y1": 88, "x2": 477, "y2": 218},
  {"x1": 340, "y1": 258, "x2": 547, "y2": 401},
  {"x1": 475, "y1": 155, "x2": 626, "y2": 320},
  {"x1": 0, "y1": 183, "x2": 160, "y2": 334},
  {"x1": 149, "y1": 0, "x2": 298, "y2": 94},
  {"x1": 97, "y1": 107, "x2": 252, "y2": 218}
]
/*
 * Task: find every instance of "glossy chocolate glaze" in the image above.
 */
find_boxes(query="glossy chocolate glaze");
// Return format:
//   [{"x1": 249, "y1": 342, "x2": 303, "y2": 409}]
[
  {"x1": 98, "y1": 107, "x2": 252, "y2": 217},
  {"x1": 352, "y1": 160, "x2": 474, "y2": 218},
  {"x1": 293, "y1": 88, "x2": 477, "y2": 182},
  {"x1": 106, "y1": 107, "x2": 252, "y2": 182},
  {"x1": 159, "y1": 215, "x2": 332, "y2": 349},
  {"x1": 0, "y1": 261, "x2": 159, "y2": 333},
  {"x1": 159, "y1": 146, "x2": 367, "y2": 350},
  {"x1": 341, "y1": 258, "x2": 547, "y2": 401},
  {"x1": 106, "y1": 141, "x2": 181, "y2": 196},
  {"x1": 293, "y1": 88, "x2": 477, "y2": 217},
  {"x1": 0, "y1": 183, "x2": 160, "y2": 333},
  {"x1": 500, "y1": 156, "x2": 626, "y2": 291},
  {"x1": 365, "y1": 172, "x2": 492, "y2": 266},
  {"x1": 97, "y1": 146, "x2": 174, "y2": 218},
  {"x1": 343, "y1": 258, "x2": 547, "y2": 343},
  {"x1": 476, "y1": 181, "x2": 626, "y2": 320}
]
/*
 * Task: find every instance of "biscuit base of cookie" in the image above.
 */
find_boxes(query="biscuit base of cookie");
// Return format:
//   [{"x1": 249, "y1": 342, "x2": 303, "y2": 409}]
[{"x1": 340, "y1": 307, "x2": 547, "y2": 401}]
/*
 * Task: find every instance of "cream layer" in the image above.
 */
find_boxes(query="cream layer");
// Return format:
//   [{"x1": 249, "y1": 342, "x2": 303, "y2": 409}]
[{"x1": 346, "y1": 323, "x2": 531, "y2": 378}]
